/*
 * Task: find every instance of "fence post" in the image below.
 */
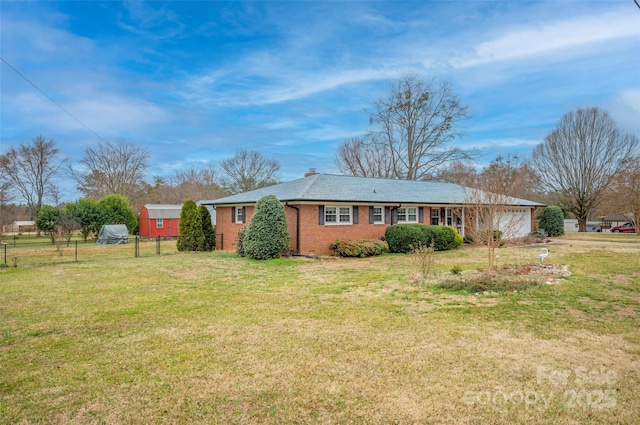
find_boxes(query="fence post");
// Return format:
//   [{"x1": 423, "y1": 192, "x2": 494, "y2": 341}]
[
  {"x1": 156, "y1": 236, "x2": 160, "y2": 255},
  {"x1": 135, "y1": 236, "x2": 139, "y2": 258},
  {"x1": 3, "y1": 244, "x2": 6, "y2": 266},
  {"x1": 75, "y1": 240, "x2": 78, "y2": 262}
]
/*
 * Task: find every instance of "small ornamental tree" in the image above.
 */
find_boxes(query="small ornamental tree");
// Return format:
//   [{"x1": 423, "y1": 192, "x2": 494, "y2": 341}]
[
  {"x1": 538, "y1": 206, "x2": 565, "y2": 237},
  {"x1": 243, "y1": 195, "x2": 290, "y2": 260},
  {"x1": 97, "y1": 194, "x2": 137, "y2": 231},
  {"x1": 177, "y1": 200, "x2": 205, "y2": 251},
  {"x1": 198, "y1": 205, "x2": 216, "y2": 251},
  {"x1": 66, "y1": 198, "x2": 102, "y2": 241},
  {"x1": 36, "y1": 205, "x2": 61, "y2": 243}
]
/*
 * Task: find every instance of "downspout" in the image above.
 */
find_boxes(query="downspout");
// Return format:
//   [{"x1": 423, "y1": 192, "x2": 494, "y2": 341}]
[
  {"x1": 285, "y1": 203, "x2": 300, "y2": 255},
  {"x1": 390, "y1": 203, "x2": 402, "y2": 225}
]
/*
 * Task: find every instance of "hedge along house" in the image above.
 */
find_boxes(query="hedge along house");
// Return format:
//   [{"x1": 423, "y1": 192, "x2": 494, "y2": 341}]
[
  {"x1": 199, "y1": 173, "x2": 544, "y2": 256},
  {"x1": 138, "y1": 204, "x2": 183, "y2": 238}
]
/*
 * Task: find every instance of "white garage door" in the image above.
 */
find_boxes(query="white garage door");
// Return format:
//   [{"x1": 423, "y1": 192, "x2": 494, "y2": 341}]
[{"x1": 497, "y1": 208, "x2": 531, "y2": 238}]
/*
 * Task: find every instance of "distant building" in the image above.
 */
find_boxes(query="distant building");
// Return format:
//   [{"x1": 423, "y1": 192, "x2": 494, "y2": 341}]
[
  {"x1": 563, "y1": 219, "x2": 602, "y2": 233},
  {"x1": 138, "y1": 204, "x2": 182, "y2": 238},
  {"x1": 2, "y1": 221, "x2": 36, "y2": 234}
]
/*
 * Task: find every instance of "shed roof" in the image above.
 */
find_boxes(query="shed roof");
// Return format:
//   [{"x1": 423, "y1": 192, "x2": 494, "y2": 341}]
[
  {"x1": 200, "y1": 174, "x2": 544, "y2": 207},
  {"x1": 11, "y1": 221, "x2": 36, "y2": 226},
  {"x1": 143, "y1": 204, "x2": 183, "y2": 219}
]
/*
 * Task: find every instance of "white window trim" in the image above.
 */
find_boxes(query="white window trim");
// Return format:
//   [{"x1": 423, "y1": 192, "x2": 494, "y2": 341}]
[
  {"x1": 373, "y1": 206, "x2": 384, "y2": 225},
  {"x1": 397, "y1": 207, "x2": 418, "y2": 224},
  {"x1": 235, "y1": 207, "x2": 245, "y2": 223},
  {"x1": 324, "y1": 205, "x2": 352, "y2": 225},
  {"x1": 156, "y1": 218, "x2": 164, "y2": 229}
]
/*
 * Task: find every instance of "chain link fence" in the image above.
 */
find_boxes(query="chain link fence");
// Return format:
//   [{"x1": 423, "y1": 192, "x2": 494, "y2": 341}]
[{"x1": 0, "y1": 235, "x2": 203, "y2": 268}]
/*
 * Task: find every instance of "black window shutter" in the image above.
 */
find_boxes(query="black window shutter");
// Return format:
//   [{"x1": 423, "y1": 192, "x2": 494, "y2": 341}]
[
  {"x1": 419, "y1": 207, "x2": 424, "y2": 223},
  {"x1": 240, "y1": 207, "x2": 245, "y2": 223},
  {"x1": 318, "y1": 206, "x2": 325, "y2": 225},
  {"x1": 369, "y1": 207, "x2": 374, "y2": 224},
  {"x1": 353, "y1": 206, "x2": 359, "y2": 224},
  {"x1": 231, "y1": 207, "x2": 236, "y2": 223},
  {"x1": 385, "y1": 207, "x2": 391, "y2": 224}
]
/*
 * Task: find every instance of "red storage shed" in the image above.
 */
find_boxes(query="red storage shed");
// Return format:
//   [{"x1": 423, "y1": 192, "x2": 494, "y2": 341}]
[{"x1": 139, "y1": 204, "x2": 182, "y2": 238}]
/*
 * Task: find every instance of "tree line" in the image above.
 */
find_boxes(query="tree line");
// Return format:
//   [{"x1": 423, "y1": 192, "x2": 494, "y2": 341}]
[
  {"x1": 2, "y1": 75, "x2": 639, "y2": 235},
  {"x1": 0, "y1": 140, "x2": 280, "y2": 233}
]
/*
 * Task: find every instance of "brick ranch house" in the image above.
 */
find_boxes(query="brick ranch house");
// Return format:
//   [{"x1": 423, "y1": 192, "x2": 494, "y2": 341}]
[{"x1": 200, "y1": 173, "x2": 544, "y2": 256}]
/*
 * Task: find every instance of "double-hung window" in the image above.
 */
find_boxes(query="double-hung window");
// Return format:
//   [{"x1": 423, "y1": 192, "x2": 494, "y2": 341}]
[
  {"x1": 372, "y1": 206, "x2": 384, "y2": 224},
  {"x1": 324, "y1": 206, "x2": 352, "y2": 225},
  {"x1": 235, "y1": 207, "x2": 245, "y2": 223},
  {"x1": 397, "y1": 207, "x2": 418, "y2": 223},
  {"x1": 156, "y1": 218, "x2": 164, "y2": 229}
]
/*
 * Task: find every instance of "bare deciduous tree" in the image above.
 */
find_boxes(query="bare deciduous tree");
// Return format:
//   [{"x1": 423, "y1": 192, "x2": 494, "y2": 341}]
[
  {"x1": 362, "y1": 75, "x2": 471, "y2": 180},
  {"x1": 0, "y1": 136, "x2": 61, "y2": 232},
  {"x1": 532, "y1": 107, "x2": 639, "y2": 232},
  {"x1": 433, "y1": 160, "x2": 478, "y2": 187},
  {"x1": 464, "y1": 156, "x2": 534, "y2": 270},
  {"x1": 68, "y1": 139, "x2": 149, "y2": 210},
  {"x1": 220, "y1": 149, "x2": 280, "y2": 194},
  {"x1": 335, "y1": 137, "x2": 395, "y2": 178}
]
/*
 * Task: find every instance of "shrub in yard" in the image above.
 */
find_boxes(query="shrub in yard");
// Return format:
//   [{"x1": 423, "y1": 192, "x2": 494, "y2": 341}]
[
  {"x1": 177, "y1": 200, "x2": 205, "y2": 252},
  {"x1": 410, "y1": 242, "x2": 436, "y2": 279},
  {"x1": 433, "y1": 226, "x2": 462, "y2": 251},
  {"x1": 198, "y1": 205, "x2": 216, "y2": 251},
  {"x1": 384, "y1": 224, "x2": 426, "y2": 253},
  {"x1": 329, "y1": 238, "x2": 389, "y2": 257},
  {"x1": 243, "y1": 195, "x2": 290, "y2": 260},
  {"x1": 236, "y1": 227, "x2": 247, "y2": 257},
  {"x1": 538, "y1": 206, "x2": 564, "y2": 237},
  {"x1": 385, "y1": 224, "x2": 461, "y2": 253},
  {"x1": 463, "y1": 229, "x2": 503, "y2": 244},
  {"x1": 36, "y1": 205, "x2": 61, "y2": 243},
  {"x1": 97, "y1": 194, "x2": 137, "y2": 231}
]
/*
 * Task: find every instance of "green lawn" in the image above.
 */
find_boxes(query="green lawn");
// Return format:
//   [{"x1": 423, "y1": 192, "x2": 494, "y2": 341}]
[{"x1": 1, "y1": 235, "x2": 639, "y2": 424}]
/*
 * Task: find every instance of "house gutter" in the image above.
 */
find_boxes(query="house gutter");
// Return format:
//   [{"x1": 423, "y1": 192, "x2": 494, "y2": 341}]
[{"x1": 285, "y1": 202, "x2": 300, "y2": 255}]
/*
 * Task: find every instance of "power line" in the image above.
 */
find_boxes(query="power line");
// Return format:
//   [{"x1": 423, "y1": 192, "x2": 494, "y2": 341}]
[{"x1": 1, "y1": 56, "x2": 108, "y2": 143}]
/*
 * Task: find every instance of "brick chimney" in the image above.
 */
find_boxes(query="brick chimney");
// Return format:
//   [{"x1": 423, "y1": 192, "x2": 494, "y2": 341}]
[{"x1": 304, "y1": 168, "x2": 318, "y2": 177}]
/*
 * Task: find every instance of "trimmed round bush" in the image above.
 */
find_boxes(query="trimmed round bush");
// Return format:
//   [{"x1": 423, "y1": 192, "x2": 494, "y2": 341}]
[
  {"x1": 385, "y1": 224, "x2": 461, "y2": 253},
  {"x1": 243, "y1": 195, "x2": 290, "y2": 260},
  {"x1": 538, "y1": 206, "x2": 564, "y2": 237}
]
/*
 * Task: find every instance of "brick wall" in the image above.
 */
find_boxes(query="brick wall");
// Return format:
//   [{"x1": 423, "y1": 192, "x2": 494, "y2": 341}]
[
  {"x1": 216, "y1": 204, "x2": 391, "y2": 255},
  {"x1": 215, "y1": 206, "x2": 254, "y2": 251},
  {"x1": 296, "y1": 205, "x2": 389, "y2": 255},
  {"x1": 215, "y1": 203, "x2": 535, "y2": 255}
]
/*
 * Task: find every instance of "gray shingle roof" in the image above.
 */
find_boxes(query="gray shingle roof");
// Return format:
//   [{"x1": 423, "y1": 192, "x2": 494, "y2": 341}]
[{"x1": 200, "y1": 174, "x2": 544, "y2": 207}]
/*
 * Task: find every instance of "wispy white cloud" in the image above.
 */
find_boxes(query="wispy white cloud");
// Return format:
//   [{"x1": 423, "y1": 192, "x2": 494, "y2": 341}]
[
  {"x1": 606, "y1": 88, "x2": 640, "y2": 135},
  {"x1": 6, "y1": 90, "x2": 171, "y2": 136},
  {"x1": 118, "y1": 0, "x2": 185, "y2": 39},
  {"x1": 456, "y1": 9, "x2": 639, "y2": 68}
]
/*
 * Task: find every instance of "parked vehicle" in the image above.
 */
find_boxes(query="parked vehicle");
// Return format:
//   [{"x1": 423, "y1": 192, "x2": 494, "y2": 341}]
[{"x1": 610, "y1": 223, "x2": 636, "y2": 233}]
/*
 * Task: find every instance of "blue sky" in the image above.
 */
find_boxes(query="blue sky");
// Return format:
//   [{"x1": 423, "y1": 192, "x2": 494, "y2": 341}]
[{"x1": 1, "y1": 1, "x2": 639, "y2": 201}]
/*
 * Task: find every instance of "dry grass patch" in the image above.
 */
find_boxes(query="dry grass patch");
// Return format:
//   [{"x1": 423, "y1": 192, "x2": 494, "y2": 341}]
[{"x1": 1, "y1": 239, "x2": 639, "y2": 424}]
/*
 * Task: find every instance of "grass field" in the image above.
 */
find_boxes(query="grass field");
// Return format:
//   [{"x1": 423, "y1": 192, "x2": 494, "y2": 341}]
[{"x1": 1, "y1": 234, "x2": 639, "y2": 424}]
